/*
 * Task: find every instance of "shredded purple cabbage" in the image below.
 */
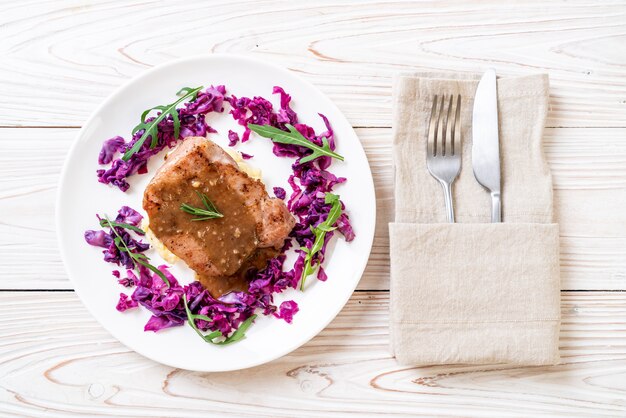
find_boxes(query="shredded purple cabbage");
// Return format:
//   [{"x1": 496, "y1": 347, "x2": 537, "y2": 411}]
[
  {"x1": 84, "y1": 206, "x2": 149, "y2": 270},
  {"x1": 227, "y1": 130, "x2": 239, "y2": 146},
  {"x1": 131, "y1": 265, "x2": 187, "y2": 331},
  {"x1": 99, "y1": 136, "x2": 125, "y2": 165},
  {"x1": 87, "y1": 85, "x2": 355, "y2": 338},
  {"x1": 273, "y1": 186, "x2": 286, "y2": 200},
  {"x1": 317, "y1": 266, "x2": 328, "y2": 282},
  {"x1": 117, "y1": 269, "x2": 136, "y2": 288},
  {"x1": 274, "y1": 300, "x2": 299, "y2": 324},
  {"x1": 116, "y1": 293, "x2": 138, "y2": 312}
]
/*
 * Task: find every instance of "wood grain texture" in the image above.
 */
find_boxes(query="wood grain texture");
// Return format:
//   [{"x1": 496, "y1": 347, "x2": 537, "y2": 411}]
[
  {"x1": 2, "y1": 1, "x2": 626, "y2": 414},
  {"x1": 0, "y1": 291, "x2": 624, "y2": 417},
  {"x1": 2, "y1": 127, "x2": 625, "y2": 290},
  {"x1": 1, "y1": 0, "x2": 626, "y2": 128}
]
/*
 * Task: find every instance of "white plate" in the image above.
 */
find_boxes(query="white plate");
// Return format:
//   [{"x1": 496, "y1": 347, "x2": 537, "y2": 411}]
[{"x1": 57, "y1": 55, "x2": 376, "y2": 372}]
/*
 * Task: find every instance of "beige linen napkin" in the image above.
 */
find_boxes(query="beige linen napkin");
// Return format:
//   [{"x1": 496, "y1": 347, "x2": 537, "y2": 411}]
[{"x1": 389, "y1": 72, "x2": 561, "y2": 365}]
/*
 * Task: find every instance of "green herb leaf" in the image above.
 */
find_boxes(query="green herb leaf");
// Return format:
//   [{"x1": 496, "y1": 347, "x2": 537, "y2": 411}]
[
  {"x1": 182, "y1": 294, "x2": 222, "y2": 342},
  {"x1": 218, "y1": 315, "x2": 257, "y2": 345},
  {"x1": 176, "y1": 86, "x2": 202, "y2": 101},
  {"x1": 300, "y1": 193, "x2": 342, "y2": 291},
  {"x1": 180, "y1": 191, "x2": 223, "y2": 221},
  {"x1": 247, "y1": 123, "x2": 344, "y2": 164},
  {"x1": 98, "y1": 218, "x2": 145, "y2": 234},
  {"x1": 193, "y1": 314, "x2": 215, "y2": 323},
  {"x1": 134, "y1": 258, "x2": 171, "y2": 287},
  {"x1": 102, "y1": 216, "x2": 170, "y2": 288},
  {"x1": 182, "y1": 295, "x2": 256, "y2": 345},
  {"x1": 122, "y1": 86, "x2": 204, "y2": 161}
]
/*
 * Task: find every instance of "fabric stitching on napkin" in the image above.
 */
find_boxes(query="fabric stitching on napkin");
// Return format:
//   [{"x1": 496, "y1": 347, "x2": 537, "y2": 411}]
[
  {"x1": 396, "y1": 210, "x2": 554, "y2": 218},
  {"x1": 392, "y1": 319, "x2": 560, "y2": 324},
  {"x1": 397, "y1": 90, "x2": 548, "y2": 100}
]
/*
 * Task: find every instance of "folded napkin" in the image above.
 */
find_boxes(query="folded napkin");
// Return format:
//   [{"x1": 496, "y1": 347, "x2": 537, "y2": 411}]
[{"x1": 389, "y1": 72, "x2": 561, "y2": 365}]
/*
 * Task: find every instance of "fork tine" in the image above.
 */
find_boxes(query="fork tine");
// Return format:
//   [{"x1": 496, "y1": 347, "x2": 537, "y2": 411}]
[
  {"x1": 437, "y1": 94, "x2": 446, "y2": 156},
  {"x1": 453, "y1": 94, "x2": 461, "y2": 156},
  {"x1": 427, "y1": 95, "x2": 438, "y2": 157},
  {"x1": 444, "y1": 95, "x2": 454, "y2": 156}
]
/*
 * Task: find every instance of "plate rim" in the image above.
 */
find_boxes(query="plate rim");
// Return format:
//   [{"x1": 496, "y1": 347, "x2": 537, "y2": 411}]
[{"x1": 56, "y1": 53, "x2": 376, "y2": 371}]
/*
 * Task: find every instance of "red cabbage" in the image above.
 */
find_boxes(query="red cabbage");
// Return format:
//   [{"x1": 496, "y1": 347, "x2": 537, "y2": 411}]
[
  {"x1": 117, "y1": 269, "x2": 137, "y2": 288},
  {"x1": 274, "y1": 300, "x2": 299, "y2": 323},
  {"x1": 273, "y1": 86, "x2": 297, "y2": 124},
  {"x1": 84, "y1": 230, "x2": 111, "y2": 248},
  {"x1": 317, "y1": 266, "x2": 328, "y2": 282},
  {"x1": 227, "y1": 130, "x2": 239, "y2": 146},
  {"x1": 117, "y1": 205, "x2": 143, "y2": 226},
  {"x1": 99, "y1": 136, "x2": 125, "y2": 165},
  {"x1": 131, "y1": 265, "x2": 187, "y2": 332},
  {"x1": 273, "y1": 186, "x2": 286, "y2": 200},
  {"x1": 116, "y1": 293, "x2": 138, "y2": 312}
]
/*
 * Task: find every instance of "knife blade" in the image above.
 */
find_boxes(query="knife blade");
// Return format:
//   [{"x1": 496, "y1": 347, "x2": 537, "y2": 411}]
[{"x1": 472, "y1": 69, "x2": 502, "y2": 222}]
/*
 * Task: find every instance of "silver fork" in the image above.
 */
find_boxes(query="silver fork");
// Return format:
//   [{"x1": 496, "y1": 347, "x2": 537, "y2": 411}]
[{"x1": 426, "y1": 94, "x2": 462, "y2": 223}]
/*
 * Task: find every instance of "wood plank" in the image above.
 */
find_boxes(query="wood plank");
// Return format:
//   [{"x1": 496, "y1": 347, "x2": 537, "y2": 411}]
[
  {"x1": 0, "y1": 291, "x2": 624, "y2": 417},
  {"x1": 2, "y1": 127, "x2": 625, "y2": 290},
  {"x1": 0, "y1": 129, "x2": 69, "y2": 287},
  {"x1": 1, "y1": 1, "x2": 626, "y2": 128}
]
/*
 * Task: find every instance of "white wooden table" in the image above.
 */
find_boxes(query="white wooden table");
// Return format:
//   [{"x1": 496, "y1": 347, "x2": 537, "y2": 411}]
[{"x1": 2, "y1": 1, "x2": 626, "y2": 416}]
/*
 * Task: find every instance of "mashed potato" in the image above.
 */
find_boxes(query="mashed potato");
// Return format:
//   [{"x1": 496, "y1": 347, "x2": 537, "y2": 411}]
[
  {"x1": 224, "y1": 148, "x2": 261, "y2": 180},
  {"x1": 142, "y1": 218, "x2": 179, "y2": 264}
]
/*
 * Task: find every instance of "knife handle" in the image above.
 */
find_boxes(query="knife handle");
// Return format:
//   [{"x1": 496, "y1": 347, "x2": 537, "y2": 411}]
[{"x1": 491, "y1": 192, "x2": 501, "y2": 223}]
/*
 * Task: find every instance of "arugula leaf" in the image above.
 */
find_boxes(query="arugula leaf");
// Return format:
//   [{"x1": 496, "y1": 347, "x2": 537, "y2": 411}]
[
  {"x1": 219, "y1": 315, "x2": 256, "y2": 345},
  {"x1": 99, "y1": 218, "x2": 144, "y2": 234},
  {"x1": 122, "y1": 86, "x2": 204, "y2": 161},
  {"x1": 134, "y1": 257, "x2": 171, "y2": 287},
  {"x1": 180, "y1": 191, "x2": 223, "y2": 221},
  {"x1": 182, "y1": 294, "x2": 256, "y2": 345},
  {"x1": 300, "y1": 193, "x2": 342, "y2": 290},
  {"x1": 247, "y1": 123, "x2": 344, "y2": 164}
]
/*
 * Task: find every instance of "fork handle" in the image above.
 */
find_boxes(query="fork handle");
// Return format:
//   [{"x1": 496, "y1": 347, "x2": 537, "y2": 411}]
[
  {"x1": 440, "y1": 181, "x2": 455, "y2": 223},
  {"x1": 491, "y1": 191, "x2": 501, "y2": 223}
]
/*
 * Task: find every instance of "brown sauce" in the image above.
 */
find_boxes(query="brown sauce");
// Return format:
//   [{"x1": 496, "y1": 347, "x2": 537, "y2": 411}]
[
  {"x1": 198, "y1": 247, "x2": 280, "y2": 296},
  {"x1": 149, "y1": 162, "x2": 273, "y2": 297}
]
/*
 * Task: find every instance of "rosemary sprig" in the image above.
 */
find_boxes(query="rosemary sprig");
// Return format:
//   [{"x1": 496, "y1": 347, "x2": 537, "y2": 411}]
[
  {"x1": 122, "y1": 86, "x2": 204, "y2": 161},
  {"x1": 99, "y1": 218, "x2": 144, "y2": 234},
  {"x1": 300, "y1": 193, "x2": 342, "y2": 291},
  {"x1": 182, "y1": 294, "x2": 256, "y2": 345},
  {"x1": 180, "y1": 191, "x2": 223, "y2": 221},
  {"x1": 101, "y1": 217, "x2": 171, "y2": 288},
  {"x1": 248, "y1": 123, "x2": 344, "y2": 164}
]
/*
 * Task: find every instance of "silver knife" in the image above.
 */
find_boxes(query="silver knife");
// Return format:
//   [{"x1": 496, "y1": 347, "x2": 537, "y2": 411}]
[{"x1": 472, "y1": 69, "x2": 501, "y2": 222}]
